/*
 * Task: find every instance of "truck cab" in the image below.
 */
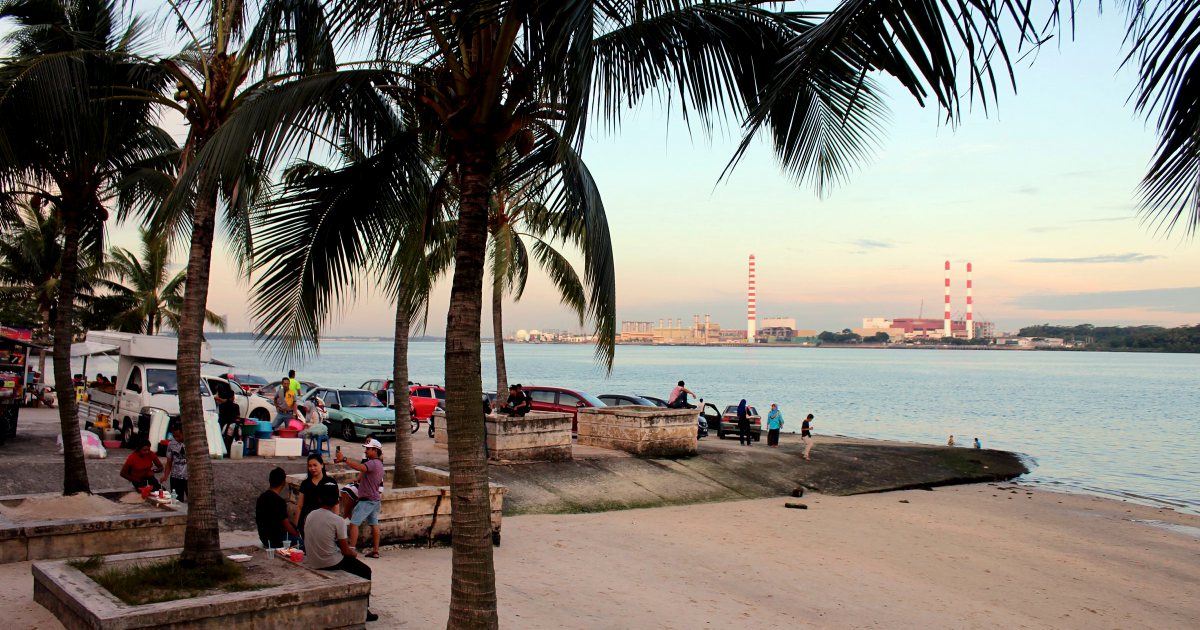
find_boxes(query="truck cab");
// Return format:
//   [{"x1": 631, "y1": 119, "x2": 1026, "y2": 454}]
[{"x1": 75, "y1": 332, "x2": 219, "y2": 449}]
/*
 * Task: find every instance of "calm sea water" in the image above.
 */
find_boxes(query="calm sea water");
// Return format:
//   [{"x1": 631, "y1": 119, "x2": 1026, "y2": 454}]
[{"x1": 192, "y1": 341, "x2": 1200, "y2": 514}]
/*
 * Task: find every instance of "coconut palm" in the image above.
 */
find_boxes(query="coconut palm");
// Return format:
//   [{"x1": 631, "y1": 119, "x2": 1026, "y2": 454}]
[
  {"x1": 250, "y1": 118, "x2": 451, "y2": 489},
  {"x1": 132, "y1": 0, "x2": 413, "y2": 566},
  {"x1": 98, "y1": 228, "x2": 226, "y2": 335},
  {"x1": 1122, "y1": 1, "x2": 1200, "y2": 234},
  {"x1": 178, "y1": 0, "x2": 1049, "y2": 623},
  {"x1": 488, "y1": 182, "x2": 591, "y2": 409},
  {"x1": 0, "y1": 0, "x2": 175, "y2": 495},
  {"x1": 360, "y1": 3, "x2": 1053, "y2": 625}
]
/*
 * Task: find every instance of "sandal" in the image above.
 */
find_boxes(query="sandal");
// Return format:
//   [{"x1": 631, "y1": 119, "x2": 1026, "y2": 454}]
[{"x1": 364, "y1": 551, "x2": 380, "y2": 558}]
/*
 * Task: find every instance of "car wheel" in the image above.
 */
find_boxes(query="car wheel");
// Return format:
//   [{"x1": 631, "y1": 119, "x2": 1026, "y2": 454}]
[
  {"x1": 249, "y1": 408, "x2": 269, "y2": 423},
  {"x1": 410, "y1": 418, "x2": 420, "y2": 434},
  {"x1": 341, "y1": 421, "x2": 358, "y2": 442},
  {"x1": 121, "y1": 419, "x2": 134, "y2": 447}
]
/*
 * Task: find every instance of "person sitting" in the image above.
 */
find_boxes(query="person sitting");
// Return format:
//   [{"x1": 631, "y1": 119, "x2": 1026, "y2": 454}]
[
  {"x1": 499, "y1": 384, "x2": 531, "y2": 416},
  {"x1": 304, "y1": 483, "x2": 378, "y2": 623},
  {"x1": 120, "y1": 436, "x2": 163, "y2": 491},
  {"x1": 301, "y1": 398, "x2": 329, "y2": 438},
  {"x1": 667, "y1": 380, "x2": 696, "y2": 409},
  {"x1": 255, "y1": 466, "x2": 301, "y2": 548}
]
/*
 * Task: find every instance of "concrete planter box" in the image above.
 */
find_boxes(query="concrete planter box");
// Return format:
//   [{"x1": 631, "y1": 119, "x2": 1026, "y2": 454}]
[
  {"x1": 33, "y1": 546, "x2": 370, "y2": 629},
  {"x1": 0, "y1": 490, "x2": 186, "y2": 564},
  {"x1": 485, "y1": 412, "x2": 573, "y2": 463},
  {"x1": 576, "y1": 406, "x2": 698, "y2": 457},
  {"x1": 287, "y1": 465, "x2": 505, "y2": 546}
]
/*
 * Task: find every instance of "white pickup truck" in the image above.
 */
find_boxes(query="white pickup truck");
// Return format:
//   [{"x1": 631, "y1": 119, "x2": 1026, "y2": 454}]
[{"x1": 74, "y1": 332, "x2": 220, "y2": 450}]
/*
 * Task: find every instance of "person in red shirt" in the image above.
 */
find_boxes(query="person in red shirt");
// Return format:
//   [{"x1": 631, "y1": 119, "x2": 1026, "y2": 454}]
[{"x1": 120, "y1": 436, "x2": 163, "y2": 491}]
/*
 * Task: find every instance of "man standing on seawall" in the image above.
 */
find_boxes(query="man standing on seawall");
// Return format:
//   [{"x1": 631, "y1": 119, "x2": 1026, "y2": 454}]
[
  {"x1": 305, "y1": 484, "x2": 379, "y2": 623},
  {"x1": 337, "y1": 438, "x2": 384, "y2": 558}
]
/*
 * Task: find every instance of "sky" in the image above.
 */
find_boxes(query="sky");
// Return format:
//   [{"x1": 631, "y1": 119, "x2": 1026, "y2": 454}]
[{"x1": 89, "y1": 5, "x2": 1200, "y2": 337}]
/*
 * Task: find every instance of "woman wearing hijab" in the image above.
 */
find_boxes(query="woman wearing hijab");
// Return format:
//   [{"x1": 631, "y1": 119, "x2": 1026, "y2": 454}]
[
  {"x1": 736, "y1": 399, "x2": 752, "y2": 446},
  {"x1": 766, "y1": 404, "x2": 784, "y2": 447}
]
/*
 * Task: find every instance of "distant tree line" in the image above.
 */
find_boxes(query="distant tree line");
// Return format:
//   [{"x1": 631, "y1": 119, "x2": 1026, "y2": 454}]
[{"x1": 1019, "y1": 324, "x2": 1200, "y2": 352}]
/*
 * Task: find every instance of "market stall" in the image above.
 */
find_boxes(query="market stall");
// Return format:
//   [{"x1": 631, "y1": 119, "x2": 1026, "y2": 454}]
[{"x1": 0, "y1": 328, "x2": 35, "y2": 443}]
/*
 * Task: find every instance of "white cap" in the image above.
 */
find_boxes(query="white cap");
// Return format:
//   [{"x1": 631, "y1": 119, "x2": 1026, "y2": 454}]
[{"x1": 363, "y1": 438, "x2": 383, "y2": 450}]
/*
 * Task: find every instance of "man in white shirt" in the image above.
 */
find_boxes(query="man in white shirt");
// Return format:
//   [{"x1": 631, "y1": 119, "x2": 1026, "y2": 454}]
[{"x1": 304, "y1": 484, "x2": 378, "y2": 623}]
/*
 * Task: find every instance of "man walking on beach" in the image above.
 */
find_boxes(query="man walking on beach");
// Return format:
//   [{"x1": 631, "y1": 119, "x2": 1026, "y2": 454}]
[
  {"x1": 337, "y1": 438, "x2": 384, "y2": 558},
  {"x1": 801, "y1": 414, "x2": 815, "y2": 460},
  {"x1": 305, "y1": 484, "x2": 379, "y2": 623}
]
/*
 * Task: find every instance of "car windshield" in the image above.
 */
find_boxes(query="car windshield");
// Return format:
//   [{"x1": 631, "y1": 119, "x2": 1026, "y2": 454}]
[
  {"x1": 576, "y1": 391, "x2": 606, "y2": 407},
  {"x1": 146, "y1": 369, "x2": 178, "y2": 395},
  {"x1": 340, "y1": 390, "x2": 383, "y2": 407}
]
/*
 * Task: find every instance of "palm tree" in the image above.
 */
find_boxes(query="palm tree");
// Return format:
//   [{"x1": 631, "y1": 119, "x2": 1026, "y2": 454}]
[
  {"x1": 98, "y1": 228, "x2": 226, "y2": 335},
  {"x1": 488, "y1": 184, "x2": 591, "y2": 409},
  {"x1": 0, "y1": 0, "x2": 174, "y2": 495},
  {"x1": 134, "y1": 0, "x2": 406, "y2": 566},
  {"x1": 328, "y1": 3, "x2": 1050, "y2": 626},
  {"x1": 1123, "y1": 1, "x2": 1200, "y2": 234},
  {"x1": 250, "y1": 116, "x2": 452, "y2": 489}
]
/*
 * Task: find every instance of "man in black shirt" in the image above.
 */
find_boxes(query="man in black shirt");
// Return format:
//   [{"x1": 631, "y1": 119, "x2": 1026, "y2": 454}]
[
  {"x1": 255, "y1": 467, "x2": 301, "y2": 548},
  {"x1": 499, "y1": 384, "x2": 531, "y2": 416},
  {"x1": 216, "y1": 384, "x2": 241, "y2": 453}
]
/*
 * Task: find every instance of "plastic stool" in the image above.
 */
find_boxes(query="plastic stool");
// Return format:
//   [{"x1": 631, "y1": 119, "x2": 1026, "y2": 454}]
[{"x1": 307, "y1": 434, "x2": 330, "y2": 458}]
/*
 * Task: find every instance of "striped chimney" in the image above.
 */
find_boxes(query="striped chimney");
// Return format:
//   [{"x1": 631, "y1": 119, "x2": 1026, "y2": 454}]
[
  {"x1": 966, "y1": 262, "x2": 974, "y2": 340},
  {"x1": 748, "y1": 254, "x2": 757, "y2": 342},
  {"x1": 943, "y1": 260, "x2": 951, "y2": 338}
]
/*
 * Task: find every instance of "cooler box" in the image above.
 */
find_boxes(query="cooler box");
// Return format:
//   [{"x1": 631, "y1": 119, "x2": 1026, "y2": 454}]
[
  {"x1": 275, "y1": 437, "x2": 302, "y2": 457},
  {"x1": 257, "y1": 439, "x2": 276, "y2": 457}
]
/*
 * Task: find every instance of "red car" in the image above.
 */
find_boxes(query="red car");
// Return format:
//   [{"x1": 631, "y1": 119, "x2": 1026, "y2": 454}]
[
  {"x1": 362, "y1": 379, "x2": 444, "y2": 420},
  {"x1": 218, "y1": 372, "x2": 268, "y2": 394},
  {"x1": 521, "y1": 386, "x2": 606, "y2": 433}
]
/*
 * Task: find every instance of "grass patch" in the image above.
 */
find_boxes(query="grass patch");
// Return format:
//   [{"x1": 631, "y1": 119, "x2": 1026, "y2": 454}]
[{"x1": 77, "y1": 558, "x2": 267, "y2": 605}]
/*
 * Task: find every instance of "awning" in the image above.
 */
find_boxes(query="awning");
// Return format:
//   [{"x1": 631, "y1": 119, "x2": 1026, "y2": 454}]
[{"x1": 70, "y1": 341, "x2": 120, "y2": 358}]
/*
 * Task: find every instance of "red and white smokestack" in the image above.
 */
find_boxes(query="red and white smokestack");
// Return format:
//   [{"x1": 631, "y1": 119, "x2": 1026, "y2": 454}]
[
  {"x1": 966, "y1": 262, "x2": 974, "y2": 340},
  {"x1": 943, "y1": 260, "x2": 951, "y2": 338},
  {"x1": 747, "y1": 254, "x2": 757, "y2": 342}
]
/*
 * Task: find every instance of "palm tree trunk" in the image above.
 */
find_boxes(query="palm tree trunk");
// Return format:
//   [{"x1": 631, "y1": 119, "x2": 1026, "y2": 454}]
[
  {"x1": 492, "y1": 283, "x2": 508, "y2": 408},
  {"x1": 53, "y1": 209, "x2": 89, "y2": 495},
  {"x1": 176, "y1": 181, "x2": 223, "y2": 566},
  {"x1": 391, "y1": 295, "x2": 417, "y2": 488},
  {"x1": 444, "y1": 148, "x2": 498, "y2": 630}
]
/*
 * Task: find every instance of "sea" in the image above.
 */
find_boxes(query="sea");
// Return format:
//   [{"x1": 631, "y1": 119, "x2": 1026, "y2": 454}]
[{"x1": 87, "y1": 339, "x2": 1200, "y2": 515}]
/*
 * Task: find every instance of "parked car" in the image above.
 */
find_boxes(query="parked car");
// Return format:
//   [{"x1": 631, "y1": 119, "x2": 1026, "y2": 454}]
[
  {"x1": 523, "y1": 385, "x2": 606, "y2": 433},
  {"x1": 717, "y1": 404, "x2": 761, "y2": 441},
  {"x1": 204, "y1": 375, "x2": 275, "y2": 423},
  {"x1": 305, "y1": 387, "x2": 395, "y2": 442},
  {"x1": 369, "y1": 381, "x2": 445, "y2": 421},
  {"x1": 638, "y1": 395, "x2": 669, "y2": 407},
  {"x1": 598, "y1": 394, "x2": 658, "y2": 407},
  {"x1": 602, "y1": 394, "x2": 711, "y2": 439},
  {"x1": 217, "y1": 372, "x2": 268, "y2": 394}
]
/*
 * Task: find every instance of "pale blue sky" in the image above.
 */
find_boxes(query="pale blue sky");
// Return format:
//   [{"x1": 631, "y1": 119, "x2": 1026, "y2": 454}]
[{"x1": 18, "y1": 4, "x2": 1198, "y2": 336}]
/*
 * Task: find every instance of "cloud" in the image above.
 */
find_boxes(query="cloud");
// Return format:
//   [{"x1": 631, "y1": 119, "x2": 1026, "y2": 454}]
[
  {"x1": 1073, "y1": 215, "x2": 1134, "y2": 224},
  {"x1": 1011, "y1": 287, "x2": 1200, "y2": 313},
  {"x1": 1016, "y1": 185, "x2": 1039, "y2": 195},
  {"x1": 851, "y1": 239, "x2": 895, "y2": 250},
  {"x1": 1016, "y1": 253, "x2": 1163, "y2": 264},
  {"x1": 1027, "y1": 226, "x2": 1065, "y2": 234}
]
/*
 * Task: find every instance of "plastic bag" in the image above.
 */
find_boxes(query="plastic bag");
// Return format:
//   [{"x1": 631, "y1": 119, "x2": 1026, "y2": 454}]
[{"x1": 57, "y1": 430, "x2": 107, "y2": 459}]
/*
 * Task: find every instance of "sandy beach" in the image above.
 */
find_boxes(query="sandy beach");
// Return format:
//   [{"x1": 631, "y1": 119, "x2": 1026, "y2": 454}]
[{"x1": 4, "y1": 482, "x2": 1197, "y2": 629}]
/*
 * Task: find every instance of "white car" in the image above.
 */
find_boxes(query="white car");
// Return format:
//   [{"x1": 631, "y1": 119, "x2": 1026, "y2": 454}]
[{"x1": 204, "y1": 375, "x2": 275, "y2": 423}]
